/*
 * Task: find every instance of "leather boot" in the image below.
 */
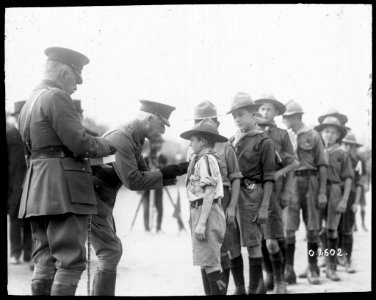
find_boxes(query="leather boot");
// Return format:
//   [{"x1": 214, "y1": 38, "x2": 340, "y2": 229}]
[
  {"x1": 326, "y1": 263, "x2": 340, "y2": 281},
  {"x1": 201, "y1": 269, "x2": 211, "y2": 295},
  {"x1": 50, "y1": 283, "x2": 78, "y2": 296},
  {"x1": 233, "y1": 285, "x2": 246, "y2": 295},
  {"x1": 285, "y1": 264, "x2": 296, "y2": 284},
  {"x1": 272, "y1": 277, "x2": 286, "y2": 294},
  {"x1": 31, "y1": 279, "x2": 53, "y2": 296},
  {"x1": 255, "y1": 277, "x2": 267, "y2": 294},
  {"x1": 306, "y1": 264, "x2": 321, "y2": 285},
  {"x1": 345, "y1": 258, "x2": 356, "y2": 274},
  {"x1": 264, "y1": 271, "x2": 274, "y2": 291},
  {"x1": 207, "y1": 271, "x2": 227, "y2": 295},
  {"x1": 230, "y1": 256, "x2": 246, "y2": 295},
  {"x1": 92, "y1": 270, "x2": 117, "y2": 296}
]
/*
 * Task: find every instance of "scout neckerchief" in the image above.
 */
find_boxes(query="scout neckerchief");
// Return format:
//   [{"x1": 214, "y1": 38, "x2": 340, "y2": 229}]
[{"x1": 231, "y1": 124, "x2": 264, "y2": 148}]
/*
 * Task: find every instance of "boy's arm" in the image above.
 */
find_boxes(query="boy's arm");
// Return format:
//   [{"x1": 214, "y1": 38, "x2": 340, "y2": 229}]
[
  {"x1": 318, "y1": 165, "x2": 328, "y2": 209},
  {"x1": 195, "y1": 185, "x2": 215, "y2": 240},
  {"x1": 256, "y1": 181, "x2": 273, "y2": 224},
  {"x1": 337, "y1": 177, "x2": 352, "y2": 213},
  {"x1": 226, "y1": 179, "x2": 240, "y2": 224}
]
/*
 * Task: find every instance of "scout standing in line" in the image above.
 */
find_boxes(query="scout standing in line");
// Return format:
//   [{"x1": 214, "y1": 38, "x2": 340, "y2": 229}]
[
  {"x1": 90, "y1": 100, "x2": 186, "y2": 295},
  {"x1": 180, "y1": 118, "x2": 228, "y2": 296},
  {"x1": 227, "y1": 92, "x2": 275, "y2": 294},
  {"x1": 255, "y1": 94, "x2": 299, "y2": 293},
  {"x1": 282, "y1": 100, "x2": 328, "y2": 285},
  {"x1": 314, "y1": 116, "x2": 353, "y2": 281},
  {"x1": 337, "y1": 132, "x2": 364, "y2": 273},
  {"x1": 188, "y1": 101, "x2": 242, "y2": 295},
  {"x1": 18, "y1": 47, "x2": 117, "y2": 296}
]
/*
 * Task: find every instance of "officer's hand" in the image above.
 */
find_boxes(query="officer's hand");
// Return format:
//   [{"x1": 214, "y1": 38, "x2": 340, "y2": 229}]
[
  {"x1": 160, "y1": 164, "x2": 184, "y2": 179},
  {"x1": 336, "y1": 199, "x2": 347, "y2": 214},
  {"x1": 253, "y1": 207, "x2": 268, "y2": 225},
  {"x1": 226, "y1": 206, "x2": 236, "y2": 225},
  {"x1": 108, "y1": 144, "x2": 117, "y2": 155},
  {"x1": 318, "y1": 192, "x2": 327, "y2": 209},
  {"x1": 195, "y1": 223, "x2": 206, "y2": 240},
  {"x1": 163, "y1": 177, "x2": 177, "y2": 186},
  {"x1": 351, "y1": 203, "x2": 358, "y2": 213},
  {"x1": 177, "y1": 161, "x2": 190, "y2": 174}
]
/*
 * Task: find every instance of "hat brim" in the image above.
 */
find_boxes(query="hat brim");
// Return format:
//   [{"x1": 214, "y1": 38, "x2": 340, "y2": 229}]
[
  {"x1": 254, "y1": 99, "x2": 286, "y2": 115},
  {"x1": 159, "y1": 115, "x2": 170, "y2": 127},
  {"x1": 318, "y1": 113, "x2": 348, "y2": 125},
  {"x1": 186, "y1": 113, "x2": 226, "y2": 121},
  {"x1": 314, "y1": 123, "x2": 347, "y2": 140},
  {"x1": 180, "y1": 129, "x2": 228, "y2": 143},
  {"x1": 282, "y1": 111, "x2": 305, "y2": 116},
  {"x1": 227, "y1": 103, "x2": 263, "y2": 115},
  {"x1": 342, "y1": 139, "x2": 362, "y2": 147}
]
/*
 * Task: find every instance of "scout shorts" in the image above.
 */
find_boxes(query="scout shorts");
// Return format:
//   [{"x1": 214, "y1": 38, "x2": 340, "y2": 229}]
[
  {"x1": 233, "y1": 184, "x2": 263, "y2": 248},
  {"x1": 321, "y1": 183, "x2": 343, "y2": 232},
  {"x1": 190, "y1": 201, "x2": 226, "y2": 266}
]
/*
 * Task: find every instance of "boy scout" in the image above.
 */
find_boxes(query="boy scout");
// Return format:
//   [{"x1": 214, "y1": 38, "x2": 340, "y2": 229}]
[
  {"x1": 338, "y1": 132, "x2": 364, "y2": 273},
  {"x1": 90, "y1": 100, "x2": 186, "y2": 295},
  {"x1": 188, "y1": 101, "x2": 242, "y2": 295},
  {"x1": 282, "y1": 100, "x2": 328, "y2": 285},
  {"x1": 227, "y1": 92, "x2": 275, "y2": 294},
  {"x1": 18, "y1": 47, "x2": 117, "y2": 296},
  {"x1": 255, "y1": 94, "x2": 299, "y2": 293},
  {"x1": 314, "y1": 116, "x2": 353, "y2": 281},
  {"x1": 181, "y1": 118, "x2": 228, "y2": 296}
]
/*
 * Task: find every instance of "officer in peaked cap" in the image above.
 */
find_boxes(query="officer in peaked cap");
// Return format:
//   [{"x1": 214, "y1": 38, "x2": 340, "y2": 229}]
[
  {"x1": 89, "y1": 100, "x2": 186, "y2": 296},
  {"x1": 17, "y1": 46, "x2": 117, "y2": 296},
  {"x1": 44, "y1": 46, "x2": 89, "y2": 84}
]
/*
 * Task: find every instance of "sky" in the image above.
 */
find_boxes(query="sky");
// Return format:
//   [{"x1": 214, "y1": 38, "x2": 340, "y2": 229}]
[{"x1": 4, "y1": 4, "x2": 372, "y2": 148}]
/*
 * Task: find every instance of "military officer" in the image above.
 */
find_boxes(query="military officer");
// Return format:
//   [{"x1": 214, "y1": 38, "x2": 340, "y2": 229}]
[
  {"x1": 90, "y1": 100, "x2": 186, "y2": 296},
  {"x1": 18, "y1": 47, "x2": 117, "y2": 296}
]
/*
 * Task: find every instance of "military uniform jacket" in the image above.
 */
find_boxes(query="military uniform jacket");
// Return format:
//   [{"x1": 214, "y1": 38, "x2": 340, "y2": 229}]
[
  {"x1": 93, "y1": 120, "x2": 163, "y2": 223},
  {"x1": 18, "y1": 80, "x2": 113, "y2": 218},
  {"x1": 6, "y1": 126, "x2": 27, "y2": 217}
]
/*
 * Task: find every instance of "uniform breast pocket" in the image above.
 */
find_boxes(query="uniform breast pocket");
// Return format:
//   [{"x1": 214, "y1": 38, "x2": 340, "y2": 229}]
[
  {"x1": 62, "y1": 158, "x2": 96, "y2": 205},
  {"x1": 298, "y1": 137, "x2": 314, "y2": 151}
]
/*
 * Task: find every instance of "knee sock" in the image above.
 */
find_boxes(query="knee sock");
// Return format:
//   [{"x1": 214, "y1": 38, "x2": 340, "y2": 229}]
[
  {"x1": 221, "y1": 254, "x2": 230, "y2": 294},
  {"x1": 319, "y1": 231, "x2": 327, "y2": 250},
  {"x1": 278, "y1": 238, "x2": 286, "y2": 273},
  {"x1": 230, "y1": 255, "x2": 244, "y2": 287},
  {"x1": 327, "y1": 238, "x2": 337, "y2": 266},
  {"x1": 286, "y1": 243, "x2": 295, "y2": 266},
  {"x1": 248, "y1": 257, "x2": 263, "y2": 294},
  {"x1": 361, "y1": 210, "x2": 366, "y2": 225},
  {"x1": 270, "y1": 251, "x2": 284, "y2": 283},
  {"x1": 261, "y1": 240, "x2": 273, "y2": 274},
  {"x1": 200, "y1": 268, "x2": 211, "y2": 295},
  {"x1": 307, "y1": 242, "x2": 318, "y2": 265},
  {"x1": 206, "y1": 270, "x2": 227, "y2": 295},
  {"x1": 343, "y1": 234, "x2": 353, "y2": 260}
]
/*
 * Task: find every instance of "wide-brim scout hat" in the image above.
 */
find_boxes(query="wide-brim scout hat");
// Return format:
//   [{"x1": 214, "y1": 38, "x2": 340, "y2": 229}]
[
  {"x1": 139, "y1": 100, "x2": 176, "y2": 127},
  {"x1": 317, "y1": 108, "x2": 348, "y2": 125},
  {"x1": 254, "y1": 94, "x2": 286, "y2": 115},
  {"x1": 342, "y1": 132, "x2": 362, "y2": 147},
  {"x1": 186, "y1": 100, "x2": 226, "y2": 121},
  {"x1": 180, "y1": 118, "x2": 228, "y2": 143},
  {"x1": 227, "y1": 92, "x2": 262, "y2": 114},
  {"x1": 73, "y1": 99, "x2": 83, "y2": 114},
  {"x1": 282, "y1": 100, "x2": 304, "y2": 116},
  {"x1": 11, "y1": 100, "x2": 26, "y2": 116},
  {"x1": 314, "y1": 116, "x2": 348, "y2": 140},
  {"x1": 45, "y1": 47, "x2": 90, "y2": 84}
]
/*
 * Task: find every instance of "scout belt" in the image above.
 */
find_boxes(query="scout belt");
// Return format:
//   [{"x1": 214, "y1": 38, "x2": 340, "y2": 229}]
[
  {"x1": 294, "y1": 169, "x2": 318, "y2": 177},
  {"x1": 190, "y1": 198, "x2": 219, "y2": 209},
  {"x1": 31, "y1": 146, "x2": 74, "y2": 159},
  {"x1": 240, "y1": 177, "x2": 261, "y2": 190}
]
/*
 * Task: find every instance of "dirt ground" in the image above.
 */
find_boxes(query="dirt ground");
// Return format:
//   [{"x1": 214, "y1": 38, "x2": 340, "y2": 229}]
[{"x1": 7, "y1": 182, "x2": 372, "y2": 296}]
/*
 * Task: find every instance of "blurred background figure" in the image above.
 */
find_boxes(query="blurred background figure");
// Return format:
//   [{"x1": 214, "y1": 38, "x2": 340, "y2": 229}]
[
  {"x1": 6, "y1": 101, "x2": 33, "y2": 270},
  {"x1": 142, "y1": 136, "x2": 168, "y2": 233}
]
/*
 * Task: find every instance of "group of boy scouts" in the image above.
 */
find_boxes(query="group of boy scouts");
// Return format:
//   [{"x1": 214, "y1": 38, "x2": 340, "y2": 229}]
[{"x1": 7, "y1": 46, "x2": 369, "y2": 296}]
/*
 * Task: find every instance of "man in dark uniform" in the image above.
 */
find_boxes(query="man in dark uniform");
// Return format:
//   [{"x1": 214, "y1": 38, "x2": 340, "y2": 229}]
[
  {"x1": 7, "y1": 101, "x2": 32, "y2": 267},
  {"x1": 73, "y1": 99, "x2": 99, "y2": 136},
  {"x1": 142, "y1": 136, "x2": 168, "y2": 232},
  {"x1": 90, "y1": 100, "x2": 186, "y2": 295},
  {"x1": 18, "y1": 47, "x2": 117, "y2": 296}
]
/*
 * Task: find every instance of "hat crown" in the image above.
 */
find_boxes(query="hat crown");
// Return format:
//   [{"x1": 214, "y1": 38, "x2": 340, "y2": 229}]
[
  {"x1": 257, "y1": 93, "x2": 276, "y2": 101},
  {"x1": 284, "y1": 100, "x2": 304, "y2": 115},
  {"x1": 228, "y1": 92, "x2": 259, "y2": 113},
  {"x1": 321, "y1": 116, "x2": 342, "y2": 126},
  {"x1": 318, "y1": 108, "x2": 348, "y2": 125},
  {"x1": 342, "y1": 132, "x2": 359, "y2": 144},
  {"x1": 193, "y1": 118, "x2": 220, "y2": 133},
  {"x1": 194, "y1": 101, "x2": 217, "y2": 119}
]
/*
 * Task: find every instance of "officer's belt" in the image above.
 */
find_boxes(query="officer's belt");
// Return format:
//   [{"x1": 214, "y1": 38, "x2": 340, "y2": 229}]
[
  {"x1": 190, "y1": 198, "x2": 219, "y2": 209},
  {"x1": 240, "y1": 177, "x2": 261, "y2": 187},
  {"x1": 31, "y1": 146, "x2": 74, "y2": 159},
  {"x1": 294, "y1": 169, "x2": 318, "y2": 177}
]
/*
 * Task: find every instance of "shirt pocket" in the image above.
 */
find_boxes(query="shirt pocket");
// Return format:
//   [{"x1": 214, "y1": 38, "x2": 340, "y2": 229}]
[
  {"x1": 298, "y1": 136, "x2": 314, "y2": 151},
  {"x1": 62, "y1": 158, "x2": 96, "y2": 205}
]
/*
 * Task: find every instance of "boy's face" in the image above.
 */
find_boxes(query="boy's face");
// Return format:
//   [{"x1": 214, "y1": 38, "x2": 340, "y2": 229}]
[
  {"x1": 258, "y1": 102, "x2": 278, "y2": 122},
  {"x1": 321, "y1": 126, "x2": 340, "y2": 146},
  {"x1": 342, "y1": 142, "x2": 357, "y2": 157},
  {"x1": 231, "y1": 108, "x2": 257, "y2": 132},
  {"x1": 190, "y1": 135, "x2": 205, "y2": 154},
  {"x1": 282, "y1": 115, "x2": 298, "y2": 129}
]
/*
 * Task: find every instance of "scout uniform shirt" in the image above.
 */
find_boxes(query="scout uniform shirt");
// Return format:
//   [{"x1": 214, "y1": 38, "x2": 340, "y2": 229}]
[{"x1": 325, "y1": 144, "x2": 354, "y2": 184}]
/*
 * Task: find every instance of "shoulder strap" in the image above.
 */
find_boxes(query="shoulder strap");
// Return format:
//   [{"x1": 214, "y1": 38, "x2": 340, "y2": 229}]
[
  {"x1": 24, "y1": 88, "x2": 49, "y2": 151},
  {"x1": 204, "y1": 155, "x2": 212, "y2": 176}
]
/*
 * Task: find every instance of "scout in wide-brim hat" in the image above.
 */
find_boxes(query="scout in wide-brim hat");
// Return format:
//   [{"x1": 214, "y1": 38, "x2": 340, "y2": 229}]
[
  {"x1": 187, "y1": 100, "x2": 226, "y2": 121},
  {"x1": 139, "y1": 100, "x2": 176, "y2": 127},
  {"x1": 254, "y1": 93, "x2": 286, "y2": 115},
  {"x1": 342, "y1": 132, "x2": 363, "y2": 148},
  {"x1": 180, "y1": 118, "x2": 228, "y2": 143},
  {"x1": 314, "y1": 116, "x2": 348, "y2": 140},
  {"x1": 11, "y1": 100, "x2": 26, "y2": 116},
  {"x1": 227, "y1": 92, "x2": 262, "y2": 114},
  {"x1": 318, "y1": 108, "x2": 348, "y2": 125},
  {"x1": 45, "y1": 47, "x2": 90, "y2": 84},
  {"x1": 282, "y1": 100, "x2": 304, "y2": 116}
]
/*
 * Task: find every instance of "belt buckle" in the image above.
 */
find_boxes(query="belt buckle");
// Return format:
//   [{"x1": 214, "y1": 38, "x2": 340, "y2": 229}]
[{"x1": 244, "y1": 179, "x2": 255, "y2": 190}]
